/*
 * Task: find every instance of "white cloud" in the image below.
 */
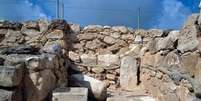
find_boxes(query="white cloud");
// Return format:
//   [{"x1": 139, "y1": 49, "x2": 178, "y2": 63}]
[
  {"x1": 0, "y1": 0, "x2": 49, "y2": 21},
  {"x1": 156, "y1": 0, "x2": 192, "y2": 29}
]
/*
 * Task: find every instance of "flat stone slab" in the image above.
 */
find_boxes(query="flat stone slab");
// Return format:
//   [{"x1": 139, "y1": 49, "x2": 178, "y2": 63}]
[
  {"x1": 52, "y1": 87, "x2": 88, "y2": 101},
  {"x1": 0, "y1": 89, "x2": 22, "y2": 101},
  {"x1": 107, "y1": 95, "x2": 156, "y2": 101}
]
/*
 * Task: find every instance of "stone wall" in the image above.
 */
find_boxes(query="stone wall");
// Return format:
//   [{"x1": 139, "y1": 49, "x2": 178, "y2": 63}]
[
  {"x1": 0, "y1": 19, "x2": 69, "y2": 101},
  {"x1": 67, "y1": 13, "x2": 201, "y2": 101}
]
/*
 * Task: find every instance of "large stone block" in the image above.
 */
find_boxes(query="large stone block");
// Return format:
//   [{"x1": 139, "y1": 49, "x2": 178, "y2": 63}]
[
  {"x1": 0, "y1": 89, "x2": 22, "y2": 101},
  {"x1": 120, "y1": 56, "x2": 139, "y2": 91},
  {"x1": 70, "y1": 74, "x2": 107, "y2": 101},
  {"x1": 0, "y1": 66, "x2": 23, "y2": 87},
  {"x1": 52, "y1": 87, "x2": 88, "y2": 101}
]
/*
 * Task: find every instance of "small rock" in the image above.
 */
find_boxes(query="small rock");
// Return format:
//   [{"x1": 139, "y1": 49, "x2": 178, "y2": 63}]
[
  {"x1": 103, "y1": 36, "x2": 116, "y2": 45},
  {"x1": 80, "y1": 54, "x2": 97, "y2": 66},
  {"x1": 106, "y1": 74, "x2": 116, "y2": 81},
  {"x1": 83, "y1": 25, "x2": 103, "y2": 32},
  {"x1": 92, "y1": 67, "x2": 105, "y2": 74},
  {"x1": 148, "y1": 29, "x2": 164, "y2": 38},
  {"x1": 112, "y1": 26, "x2": 128, "y2": 33},
  {"x1": 134, "y1": 35, "x2": 142, "y2": 44},
  {"x1": 69, "y1": 51, "x2": 80, "y2": 62}
]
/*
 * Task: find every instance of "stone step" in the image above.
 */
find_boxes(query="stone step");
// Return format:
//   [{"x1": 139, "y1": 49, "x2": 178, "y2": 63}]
[
  {"x1": 107, "y1": 95, "x2": 156, "y2": 101},
  {"x1": 52, "y1": 87, "x2": 88, "y2": 101}
]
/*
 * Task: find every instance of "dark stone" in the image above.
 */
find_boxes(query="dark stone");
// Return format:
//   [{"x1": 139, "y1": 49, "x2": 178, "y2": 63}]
[
  {"x1": 23, "y1": 21, "x2": 40, "y2": 30},
  {"x1": 0, "y1": 45, "x2": 40, "y2": 55},
  {"x1": 0, "y1": 21, "x2": 22, "y2": 30},
  {"x1": 49, "y1": 19, "x2": 71, "y2": 34},
  {"x1": 169, "y1": 72, "x2": 184, "y2": 85}
]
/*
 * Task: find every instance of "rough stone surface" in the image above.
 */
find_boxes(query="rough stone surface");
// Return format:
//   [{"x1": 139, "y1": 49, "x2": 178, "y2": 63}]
[{"x1": 120, "y1": 56, "x2": 139, "y2": 91}]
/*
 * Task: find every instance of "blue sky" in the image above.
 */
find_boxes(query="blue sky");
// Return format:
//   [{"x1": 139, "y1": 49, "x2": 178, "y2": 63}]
[{"x1": 0, "y1": 0, "x2": 200, "y2": 29}]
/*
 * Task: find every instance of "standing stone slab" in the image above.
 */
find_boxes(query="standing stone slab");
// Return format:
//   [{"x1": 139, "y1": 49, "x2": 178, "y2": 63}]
[
  {"x1": 52, "y1": 87, "x2": 88, "y2": 101},
  {"x1": 0, "y1": 66, "x2": 23, "y2": 87},
  {"x1": 120, "y1": 56, "x2": 139, "y2": 91}
]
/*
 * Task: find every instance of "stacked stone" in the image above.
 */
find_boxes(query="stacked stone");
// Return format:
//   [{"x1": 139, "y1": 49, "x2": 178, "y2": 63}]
[
  {"x1": 0, "y1": 19, "x2": 69, "y2": 101},
  {"x1": 68, "y1": 25, "x2": 137, "y2": 90},
  {"x1": 139, "y1": 14, "x2": 201, "y2": 101},
  {"x1": 68, "y1": 15, "x2": 201, "y2": 100}
]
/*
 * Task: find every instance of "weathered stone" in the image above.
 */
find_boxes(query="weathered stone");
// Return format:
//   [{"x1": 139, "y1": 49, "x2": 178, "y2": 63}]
[
  {"x1": 134, "y1": 35, "x2": 142, "y2": 44},
  {"x1": 0, "y1": 89, "x2": 22, "y2": 101},
  {"x1": 0, "y1": 21, "x2": 22, "y2": 30},
  {"x1": 78, "y1": 33, "x2": 97, "y2": 41},
  {"x1": 110, "y1": 32, "x2": 120, "y2": 39},
  {"x1": 0, "y1": 45, "x2": 40, "y2": 55},
  {"x1": 106, "y1": 74, "x2": 116, "y2": 81},
  {"x1": 181, "y1": 52, "x2": 199, "y2": 76},
  {"x1": 141, "y1": 52, "x2": 164, "y2": 68},
  {"x1": 157, "y1": 37, "x2": 175, "y2": 51},
  {"x1": 162, "y1": 51, "x2": 180, "y2": 68},
  {"x1": 21, "y1": 28, "x2": 41, "y2": 37},
  {"x1": 0, "y1": 30, "x2": 24, "y2": 46},
  {"x1": 83, "y1": 25, "x2": 103, "y2": 32},
  {"x1": 85, "y1": 39, "x2": 104, "y2": 50},
  {"x1": 25, "y1": 54, "x2": 58, "y2": 71},
  {"x1": 52, "y1": 87, "x2": 88, "y2": 101},
  {"x1": 121, "y1": 34, "x2": 134, "y2": 41},
  {"x1": 92, "y1": 67, "x2": 105, "y2": 74},
  {"x1": 23, "y1": 21, "x2": 39, "y2": 30},
  {"x1": 42, "y1": 40, "x2": 63, "y2": 54},
  {"x1": 168, "y1": 30, "x2": 180, "y2": 42},
  {"x1": 80, "y1": 54, "x2": 97, "y2": 66},
  {"x1": 112, "y1": 26, "x2": 128, "y2": 33},
  {"x1": 70, "y1": 24, "x2": 80, "y2": 33},
  {"x1": 103, "y1": 36, "x2": 116, "y2": 45},
  {"x1": 70, "y1": 74, "x2": 107, "y2": 101},
  {"x1": 24, "y1": 69, "x2": 56, "y2": 101},
  {"x1": 148, "y1": 29, "x2": 164, "y2": 38},
  {"x1": 49, "y1": 19, "x2": 71, "y2": 33},
  {"x1": 46, "y1": 30, "x2": 64, "y2": 39},
  {"x1": 120, "y1": 56, "x2": 139, "y2": 91},
  {"x1": 107, "y1": 95, "x2": 155, "y2": 101},
  {"x1": 69, "y1": 51, "x2": 80, "y2": 62},
  {"x1": 0, "y1": 66, "x2": 23, "y2": 87},
  {"x1": 38, "y1": 19, "x2": 49, "y2": 32},
  {"x1": 177, "y1": 14, "x2": 199, "y2": 53},
  {"x1": 98, "y1": 54, "x2": 120, "y2": 67}
]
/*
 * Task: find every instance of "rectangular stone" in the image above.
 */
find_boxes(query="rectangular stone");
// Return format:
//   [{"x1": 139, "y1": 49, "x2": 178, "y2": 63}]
[
  {"x1": 0, "y1": 89, "x2": 22, "y2": 101},
  {"x1": 0, "y1": 66, "x2": 23, "y2": 87},
  {"x1": 52, "y1": 87, "x2": 88, "y2": 101}
]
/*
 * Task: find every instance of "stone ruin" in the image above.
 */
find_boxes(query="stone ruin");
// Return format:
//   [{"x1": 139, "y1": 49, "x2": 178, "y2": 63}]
[{"x1": 1, "y1": 3, "x2": 201, "y2": 101}]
